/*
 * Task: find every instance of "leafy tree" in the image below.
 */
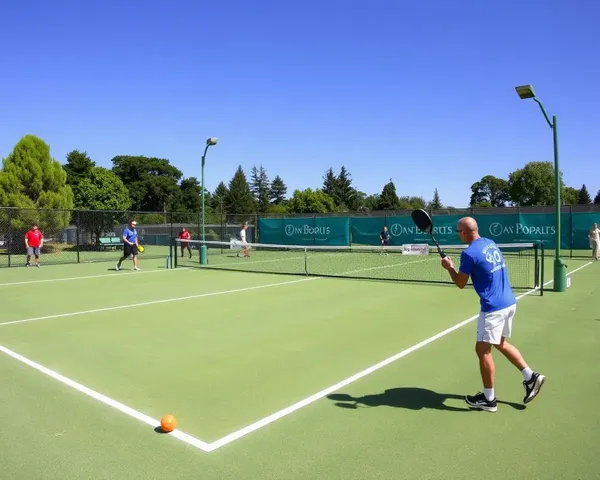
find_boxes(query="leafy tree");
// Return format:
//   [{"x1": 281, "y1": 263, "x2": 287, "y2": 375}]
[
  {"x1": 429, "y1": 188, "x2": 443, "y2": 210},
  {"x1": 562, "y1": 187, "x2": 579, "y2": 205},
  {"x1": 76, "y1": 167, "x2": 133, "y2": 242},
  {"x1": 226, "y1": 165, "x2": 255, "y2": 214},
  {"x1": 578, "y1": 184, "x2": 592, "y2": 205},
  {"x1": 111, "y1": 155, "x2": 183, "y2": 211},
  {"x1": 266, "y1": 203, "x2": 288, "y2": 215},
  {"x1": 508, "y1": 161, "x2": 564, "y2": 206},
  {"x1": 377, "y1": 180, "x2": 400, "y2": 210},
  {"x1": 364, "y1": 194, "x2": 380, "y2": 211},
  {"x1": 269, "y1": 175, "x2": 287, "y2": 204},
  {"x1": 0, "y1": 134, "x2": 73, "y2": 233},
  {"x1": 287, "y1": 188, "x2": 337, "y2": 214},
  {"x1": 64, "y1": 150, "x2": 95, "y2": 203},
  {"x1": 250, "y1": 165, "x2": 271, "y2": 213},
  {"x1": 595, "y1": 190, "x2": 600, "y2": 205},
  {"x1": 398, "y1": 196, "x2": 426, "y2": 210},
  {"x1": 470, "y1": 175, "x2": 510, "y2": 207},
  {"x1": 178, "y1": 177, "x2": 204, "y2": 213}
]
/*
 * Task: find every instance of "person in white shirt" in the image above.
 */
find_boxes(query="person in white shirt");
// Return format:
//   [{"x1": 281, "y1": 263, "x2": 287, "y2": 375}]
[
  {"x1": 589, "y1": 223, "x2": 600, "y2": 260},
  {"x1": 237, "y1": 222, "x2": 250, "y2": 258}
]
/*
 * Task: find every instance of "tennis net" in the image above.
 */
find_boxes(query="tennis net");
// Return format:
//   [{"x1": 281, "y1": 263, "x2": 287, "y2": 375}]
[{"x1": 172, "y1": 239, "x2": 543, "y2": 290}]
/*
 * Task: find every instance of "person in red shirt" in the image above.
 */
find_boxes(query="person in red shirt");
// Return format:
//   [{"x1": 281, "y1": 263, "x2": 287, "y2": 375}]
[
  {"x1": 24, "y1": 224, "x2": 44, "y2": 267},
  {"x1": 177, "y1": 227, "x2": 192, "y2": 258}
]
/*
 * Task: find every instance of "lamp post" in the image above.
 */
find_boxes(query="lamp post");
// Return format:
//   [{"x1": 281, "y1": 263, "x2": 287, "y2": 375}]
[
  {"x1": 200, "y1": 137, "x2": 218, "y2": 265},
  {"x1": 515, "y1": 84, "x2": 567, "y2": 292}
]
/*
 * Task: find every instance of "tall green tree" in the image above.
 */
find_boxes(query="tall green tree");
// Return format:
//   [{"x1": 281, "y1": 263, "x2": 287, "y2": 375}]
[
  {"x1": 287, "y1": 188, "x2": 337, "y2": 214},
  {"x1": 578, "y1": 184, "x2": 592, "y2": 204},
  {"x1": 470, "y1": 175, "x2": 510, "y2": 207},
  {"x1": 594, "y1": 190, "x2": 600, "y2": 205},
  {"x1": 0, "y1": 134, "x2": 74, "y2": 232},
  {"x1": 429, "y1": 188, "x2": 443, "y2": 209},
  {"x1": 508, "y1": 161, "x2": 564, "y2": 206},
  {"x1": 250, "y1": 165, "x2": 271, "y2": 213},
  {"x1": 179, "y1": 177, "x2": 203, "y2": 212},
  {"x1": 398, "y1": 196, "x2": 426, "y2": 210},
  {"x1": 76, "y1": 167, "x2": 133, "y2": 242},
  {"x1": 226, "y1": 165, "x2": 255, "y2": 214},
  {"x1": 111, "y1": 155, "x2": 183, "y2": 212},
  {"x1": 269, "y1": 175, "x2": 287, "y2": 204},
  {"x1": 322, "y1": 168, "x2": 338, "y2": 200},
  {"x1": 377, "y1": 180, "x2": 400, "y2": 210},
  {"x1": 210, "y1": 181, "x2": 229, "y2": 211},
  {"x1": 562, "y1": 187, "x2": 579, "y2": 205},
  {"x1": 364, "y1": 194, "x2": 380, "y2": 211},
  {"x1": 64, "y1": 150, "x2": 95, "y2": 203}
]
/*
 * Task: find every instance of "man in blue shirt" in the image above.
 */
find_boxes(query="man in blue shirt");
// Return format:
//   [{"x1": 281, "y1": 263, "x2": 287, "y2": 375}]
[
  {"x1": 116, "y1": 219, "x2": 140, "y2": 271},
  {"x1": 441, "y1": 217, "x2": 545, "y2": 412},
  {"x1": 380, "y1": 225, "x2": 390, "y2": 255}
]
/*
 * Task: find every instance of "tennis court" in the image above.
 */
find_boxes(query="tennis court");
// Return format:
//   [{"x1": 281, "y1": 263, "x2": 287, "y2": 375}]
[{"x1": 0, "y1": 246, "x2": 598, "y2": 479}]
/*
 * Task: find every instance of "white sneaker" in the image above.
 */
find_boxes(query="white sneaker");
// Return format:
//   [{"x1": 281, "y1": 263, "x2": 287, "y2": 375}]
[
  {"x1": 116, "y1": 264, "x2": 120, "y2": 271},
  {"x1": 133, "y1": 266, "x2": 140, "y2": 271}
]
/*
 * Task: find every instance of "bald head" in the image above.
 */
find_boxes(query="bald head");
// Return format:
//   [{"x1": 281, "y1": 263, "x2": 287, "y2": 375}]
[{"x1": 457, "y1": 217, "x2": 480, "y2": 244}]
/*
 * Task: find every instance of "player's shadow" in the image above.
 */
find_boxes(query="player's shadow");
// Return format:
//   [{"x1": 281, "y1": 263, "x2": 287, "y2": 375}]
[{"x1": 327, "y1": 387, "x2": 525, "y2": 412}]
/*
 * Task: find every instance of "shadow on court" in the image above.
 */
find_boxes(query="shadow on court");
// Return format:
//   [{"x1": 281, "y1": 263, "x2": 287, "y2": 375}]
[{"x1": 327, "y1": 387, "x2": 526, "y2": 412}]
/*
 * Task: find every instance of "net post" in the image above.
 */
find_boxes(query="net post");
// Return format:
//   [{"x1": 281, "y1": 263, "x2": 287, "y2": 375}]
[
  {"x1": 75, "y1": 210, "x2": 81, "y2": 264},
  {"x1": 172, "y1": 237, "x2": 178, "y2": 268},
  {"x1": 534, "y1": 241, "x2": 539, "y2": 292},
  {"x1": 304, "y1": 247, "x2": 308, "y2": 275},
  {"x1": 7, "y1": 208, "x2": 12, "y2": 268}
]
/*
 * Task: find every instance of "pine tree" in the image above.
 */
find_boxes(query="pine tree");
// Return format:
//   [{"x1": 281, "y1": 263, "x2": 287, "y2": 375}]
[
  {"x1": 226, "y1": 165, "x2": 255, "y2": 214},
  {"x1": 336, "y1": 166, "x2": 358, "y2": 210},
  {"x1": 210, "y1": 181, "x2": 229, "y2": 211},
  {"x1": 578, "y1": 184, "x2": 592, "y2": 204},
  {"x1": 250, "y1": 165, "x2": 271, "y2": 213},
  {"x1": 269, "y1": 175, "x2": 287, "y2": 204},
  {"x1": 322, "y1": 168, "x2": 338, "y2": 200},
  {"x1": 594, "y1": 190, "x2": 600, "y2": 205},
  {"x1": 430, "y1": 188, "x2": 443, "y2": 210},
  {"x1": 377, "y1": 179, "x2": 400, "y2": 210}
]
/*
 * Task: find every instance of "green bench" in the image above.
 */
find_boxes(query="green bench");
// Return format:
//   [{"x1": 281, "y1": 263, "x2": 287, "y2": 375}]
[{"x1": 97, "y1": 236, "x2": 124, "y2": 251}]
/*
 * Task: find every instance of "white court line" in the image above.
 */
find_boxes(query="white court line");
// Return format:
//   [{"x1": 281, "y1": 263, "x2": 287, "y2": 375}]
[
  {"x1": 206, "y1": 261, "x2": 594, "y2": 451},
  {"x1": 0, "y1": 266, "x2": 189, "y2": 287},
  {"x1": 0, "y1": 277, "x2": 318, "y2": 328},
  {"x1": 0, "y1": 343, "x2": 213, "y2": 452},
  {"x1": 0, "y1": 260, "x2": 591, "y2": 454}
]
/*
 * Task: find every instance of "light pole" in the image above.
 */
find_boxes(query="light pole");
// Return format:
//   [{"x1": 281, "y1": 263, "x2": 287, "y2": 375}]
[
  {"x1": 515, "y1": 84, "x2": 567, "y2": 292},
  {"x1": 200, "y1": 137, "x2": 218, "y2": 265}
]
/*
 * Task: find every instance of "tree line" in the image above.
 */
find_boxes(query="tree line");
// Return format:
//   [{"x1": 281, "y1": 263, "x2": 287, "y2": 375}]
[{"x1": 1, "y1": 135, "x2": 599, "y2": 228}]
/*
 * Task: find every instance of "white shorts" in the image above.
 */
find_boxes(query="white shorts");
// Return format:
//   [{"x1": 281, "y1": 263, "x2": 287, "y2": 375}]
[{"x1": 476, "y1": 304, "x2": 516, "y2": 345}]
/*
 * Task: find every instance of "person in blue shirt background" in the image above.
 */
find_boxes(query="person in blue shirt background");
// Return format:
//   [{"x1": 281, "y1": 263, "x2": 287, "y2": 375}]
[
  {"x1": 116, "y1": 219, "x2": 140, "y2": 271},
  {"x1": 441, "y1": 216, "x2": 545, "y2": 412},
  {"x1": 379, "y1": 225, "x2": 390, "y2": 255}
]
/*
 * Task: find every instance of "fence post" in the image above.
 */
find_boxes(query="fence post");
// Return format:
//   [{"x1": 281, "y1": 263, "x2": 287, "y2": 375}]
[
  {"x1": 7, "y1": 208, "x2": 12, "y2": 267},
  {"x1": 76, "y1": 210, "x2": 81, "y2": 264},
  {"x1": 569, "y1": 205, "x2": 573, "y2": 259}
]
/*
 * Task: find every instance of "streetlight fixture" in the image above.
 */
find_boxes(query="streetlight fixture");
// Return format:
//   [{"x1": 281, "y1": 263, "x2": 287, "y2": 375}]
[
  {"x1": 514, "y1": 84, "x2": 567, "y2": 292},
  {"x1": 200, "y1": 137, "x2": 218, "y2": 265}
]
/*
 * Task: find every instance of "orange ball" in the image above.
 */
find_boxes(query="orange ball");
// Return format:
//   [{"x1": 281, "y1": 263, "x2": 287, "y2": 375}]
[{"x1": 160, "y1": 414, "x2": 177, "y2": 433}]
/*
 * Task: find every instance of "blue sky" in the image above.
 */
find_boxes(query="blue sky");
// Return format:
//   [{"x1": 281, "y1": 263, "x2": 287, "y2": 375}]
[{"x1": 1, "y1": 0, "x2": 599, "y2": 207}]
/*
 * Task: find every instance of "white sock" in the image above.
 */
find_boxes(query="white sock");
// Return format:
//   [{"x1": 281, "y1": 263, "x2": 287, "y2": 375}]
[
  {"x1": 483, "y1": 387, "x2": 495, "y2": 401},
  {"x1": 521, "y1": 367, "x2": 533, "y2": 382}
]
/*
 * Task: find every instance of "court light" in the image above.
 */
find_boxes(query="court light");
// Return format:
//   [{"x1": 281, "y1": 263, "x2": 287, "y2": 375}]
[
  {"x1": 514, "y1": 84, "x2": 567, "y2": 292},
  {"x1": 200, "y1": 137, "x2": 219, "y2": 265}
]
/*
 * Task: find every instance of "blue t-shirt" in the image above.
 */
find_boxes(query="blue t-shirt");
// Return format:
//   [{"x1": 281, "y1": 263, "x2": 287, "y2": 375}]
[
  {"x1": 380, "y1": 229, "x2": 389, "y2": 241},
  {"x1": 459, "y1": 237, "x2": 516, "y2": 313},
  {"x1": 122, "y1": 227, "x2": 137, "y2": 244}
]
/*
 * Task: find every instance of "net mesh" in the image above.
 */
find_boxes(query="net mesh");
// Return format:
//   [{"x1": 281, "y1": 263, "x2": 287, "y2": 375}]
[{"x1": 173, "y1": 239, "x2": 540, "y2": 289}]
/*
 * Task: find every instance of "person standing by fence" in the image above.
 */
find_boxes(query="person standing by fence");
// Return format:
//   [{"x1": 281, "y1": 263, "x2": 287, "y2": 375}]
[
  {"x1": 177, "y1": 227, "x2": 192, "y2": 258},
  {"x1": 589, "y1": 223, "x2": 600, "y2": 260},
  {"x1": 24, "y1": 223, "x2": 43, "y2": 267}
]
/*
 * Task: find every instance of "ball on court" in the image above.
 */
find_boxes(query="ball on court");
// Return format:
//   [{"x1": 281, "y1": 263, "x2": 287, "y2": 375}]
[{"x1": 160, "y1": 414, "x2": 177, "y2": 433}]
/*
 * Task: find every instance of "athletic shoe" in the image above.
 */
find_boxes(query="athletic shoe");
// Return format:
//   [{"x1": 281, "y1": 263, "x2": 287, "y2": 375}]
[
  {"x1": 116, "y1": 264, "x2": 120, "y2": 271},
  {"x1": 465, "y1": 392, "x2": 498, "y2": 412},
  {"x1": 523, "y1": 372, "x2": 546, "y2": 404}
]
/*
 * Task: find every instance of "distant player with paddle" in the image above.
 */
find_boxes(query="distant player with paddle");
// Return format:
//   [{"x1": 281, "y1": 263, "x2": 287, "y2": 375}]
[
  {"x1": 440, "y1": 216, "x2": 545, "y2": 411},
  {"x1": 178, "y1": 227, "x2": 192, "y2": 259},
  {"x1": 379, "y1": 225, "x2": 390, "y2": 256}
]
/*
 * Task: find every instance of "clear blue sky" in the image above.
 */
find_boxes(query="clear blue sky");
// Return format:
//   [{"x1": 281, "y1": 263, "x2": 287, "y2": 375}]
[{"x1": 1, "y1": 0, "x2": 599, "y2": 207}]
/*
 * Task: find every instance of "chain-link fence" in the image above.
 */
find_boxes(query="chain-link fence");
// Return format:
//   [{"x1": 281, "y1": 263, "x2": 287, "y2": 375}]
[{"x1": 0, "y1": 207, "x2": 256, "y2": 268}]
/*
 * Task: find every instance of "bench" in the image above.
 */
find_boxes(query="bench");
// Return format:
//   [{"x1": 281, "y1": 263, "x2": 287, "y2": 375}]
[{"x1": 97, "y1": 236, "x2": 124, "y2": 251}]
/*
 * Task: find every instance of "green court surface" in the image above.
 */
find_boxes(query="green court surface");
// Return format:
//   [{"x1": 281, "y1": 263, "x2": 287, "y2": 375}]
[{"x1": 0, "y1": 255, "x2": 599, "y2": 479}]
